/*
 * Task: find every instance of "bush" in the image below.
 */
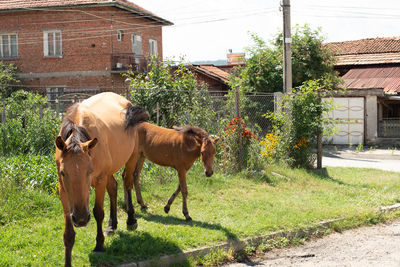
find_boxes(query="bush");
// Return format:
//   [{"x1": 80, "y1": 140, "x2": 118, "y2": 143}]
[
  {"x1": 0, "y1": 90, "x2": 60, "y2": 156},
  {"x1": 0, "y1": 61, "x2": 20, "y2": 99},
  {"x1": 218, "y1": 117, "x2": 262, "y2": 173},
  {"x1": 126, "y1": 58, "x2": 218, "y2": 133},
  {"x1": 0, "y1": 155, "x2": 58, "y2": 195},
  {"x1": 261, "y1": 80, "x2": 335, "y2": 168}
]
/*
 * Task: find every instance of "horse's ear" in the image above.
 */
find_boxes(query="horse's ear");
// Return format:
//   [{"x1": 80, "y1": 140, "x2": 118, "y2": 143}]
[
  {"x1": 212, "y1": 137, "x2": 221, "y2": 144},
  {"x1": 55, "y1": 136, "x2": 66, "y2": 151},
  {"x1": 82, "y1": 138, "x2": 98, "y2": 152}
]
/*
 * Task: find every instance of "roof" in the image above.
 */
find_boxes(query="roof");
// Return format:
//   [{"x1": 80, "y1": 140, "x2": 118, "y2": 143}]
[
  {"x1": 326, "y1": 37, "x2": 400, "y2": 66},
  {"x1": 341, "y1": 66, "x2": 400, "y2": 94},
  {"x1": 192, "y1": 65, "x2": 230, "y2": 83},
  {"x1": 328, "y1": 37, "x2": 400, "y2": 55},
  {"x1": 0, "y1": 0, "x2": 173, "y2": 26}
]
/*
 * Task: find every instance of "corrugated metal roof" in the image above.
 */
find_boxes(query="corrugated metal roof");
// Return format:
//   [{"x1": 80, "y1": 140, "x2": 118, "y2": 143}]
[{"x1": 341, "y1": 66, "x2": 400, "y2": 94}]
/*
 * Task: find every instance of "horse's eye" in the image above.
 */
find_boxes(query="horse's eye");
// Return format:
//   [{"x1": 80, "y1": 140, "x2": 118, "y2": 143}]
[{"x1": 60, "y1": 171, "x2": 65, "y2": 177}]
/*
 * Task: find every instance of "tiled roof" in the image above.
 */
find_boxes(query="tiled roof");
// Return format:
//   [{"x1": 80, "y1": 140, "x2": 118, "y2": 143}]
[
  {"x1": 193, "y1": 65, "x2": 230, "y2": 83},
  {"x1": 335, "y1": 53, "x2": 400, "y2": 66},
  {"x1": 326, "y1": 37, "x2": 400, "y2": 66},
  {"x1": 327, "y1": 37, "x2": 400, "y2": 55},
  {"x1": 0, "y1": 0, "x2": 172, "y2": 25},
  {"x1": 341, "y1": 66, "x2": 400, "y2": 94}
]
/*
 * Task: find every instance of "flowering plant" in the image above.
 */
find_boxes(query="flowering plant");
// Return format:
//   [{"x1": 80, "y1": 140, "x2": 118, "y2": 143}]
[{"x1": 220, "y1": 117, "x2": 258, "y2": 172}]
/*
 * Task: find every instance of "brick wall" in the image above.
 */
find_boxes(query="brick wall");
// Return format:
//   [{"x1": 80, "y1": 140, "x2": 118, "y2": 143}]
[{"x1": 0, "y1": 6, "x2": 164, "y2": 91}]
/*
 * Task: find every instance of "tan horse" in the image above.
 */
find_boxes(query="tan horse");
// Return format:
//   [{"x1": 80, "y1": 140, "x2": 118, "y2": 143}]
[
  {"x1": 54, "y1": 92, "x2": 148, "y2": 267},
  {"x1": 126, "y1": 122, "x2": 219, "y2": 221}
]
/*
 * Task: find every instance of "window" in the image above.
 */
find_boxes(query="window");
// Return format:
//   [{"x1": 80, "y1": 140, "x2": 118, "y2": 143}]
[
  {"x1": 149, "y1": 39, "x2": 158, "y2": 57},
  {"x1": 0, "y1": 33, "x2": 18, "y2": 58},
  {"x1": 43, "y1": 30, "x2": 62, "y2": 57},
  {"x1": 117, "y1": 29, "x2": 124, "y2": 41},
  {"x1": 132, "y1": 34, "x2": 142, "y2": 55}
]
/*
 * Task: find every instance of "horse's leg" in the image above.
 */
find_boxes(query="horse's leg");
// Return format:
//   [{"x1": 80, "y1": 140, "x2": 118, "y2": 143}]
[
  {"x1": 123, "y1": 162, "x2": 138, "y2": 231},
  {"x1": 93, "y1": 180, "x2": 107, "y2": 252},
  {"x1": 178, "y1": 170, "x2": 192, "y2": 221},
  {"x1": 104, "y1": 175, "x2": 118, "y2": 236},
  {"x1": 133, "y1": 155, "x2": 147, "y2": 210},
  {"x1": 59, "y1": 187, "x2": 75, "y2": 267},
  {"x1": 164, "y1": 184, "x2": 180, "y2": 214}
]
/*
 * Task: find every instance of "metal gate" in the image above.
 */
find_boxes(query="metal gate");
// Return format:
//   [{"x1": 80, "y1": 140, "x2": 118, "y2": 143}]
[{"x1": 324, "y1": 97, "x2": 364, "y2": 145}]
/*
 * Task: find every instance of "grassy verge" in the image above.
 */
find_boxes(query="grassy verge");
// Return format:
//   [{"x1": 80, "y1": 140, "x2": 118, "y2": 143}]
[{"x1": 1, "y1": 157, "x2": 400, "y2": 266}]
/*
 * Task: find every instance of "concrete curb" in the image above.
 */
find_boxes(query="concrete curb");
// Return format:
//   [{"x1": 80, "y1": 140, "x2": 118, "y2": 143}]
[{"x1": 118, "y1": 204, "x2": 400, "y2": 267}]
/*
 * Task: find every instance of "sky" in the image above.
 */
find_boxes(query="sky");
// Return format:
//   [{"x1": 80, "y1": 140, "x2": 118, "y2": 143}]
[{"x1": 131, "y1": 0, "x2": 400, "y2": 62}]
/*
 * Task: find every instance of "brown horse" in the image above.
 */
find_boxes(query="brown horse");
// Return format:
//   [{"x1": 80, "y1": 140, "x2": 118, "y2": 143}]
[
  {"x1": 54, "y1": 92, "x2": 148, "y2": 267},
  {"x1": 126, "y1": 122, "x2": 219, "y2": 221}
]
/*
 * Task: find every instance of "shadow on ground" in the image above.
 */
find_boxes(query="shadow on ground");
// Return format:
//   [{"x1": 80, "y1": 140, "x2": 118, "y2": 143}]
[
  {"x1": 308, "y1": 167, "x2": 355, "y2": 187},
  {"x1": 89, "y1": 231, "x2": 188, "y2": 267},
  {"x1": 138, "y1": 212, "x2": 238, "y2": 240}
]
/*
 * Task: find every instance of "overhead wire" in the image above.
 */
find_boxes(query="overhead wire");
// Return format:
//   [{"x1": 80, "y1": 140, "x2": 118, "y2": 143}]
[{"x1": 5, "y1": 6, "x2": 277, "y2": 46}]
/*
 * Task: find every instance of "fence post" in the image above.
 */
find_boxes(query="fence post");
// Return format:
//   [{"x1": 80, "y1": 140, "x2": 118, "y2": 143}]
[
  {"x1": 274, "y1": 92, "x2": 283, "y2": 113},
  {"x1": 125, "y1": 78, "x2": 131, "y2": 100},
  {"x1": 156, "y1": 102, "x2": 160, "y2": 125},
  {"x1": 235, "y1": 85, "x2": 243, "y2": 171},
  {"x1": 55, "y1": 99, "x2": 60, "y2": 117},
  {"x1": 317, "y1": 94, "x2": 323, "y2": 169},
  {"x1": 1, "y1": 102, "x2": 5, "y2": 123}
]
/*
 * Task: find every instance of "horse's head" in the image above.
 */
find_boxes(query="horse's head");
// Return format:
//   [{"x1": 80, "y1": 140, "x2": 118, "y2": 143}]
[
  {"x1": 55, "y1": 136, "x2": 98, "y2": 227},
  {"x1": 200, "y1": 137, "x2": 220, "y2": 177}
]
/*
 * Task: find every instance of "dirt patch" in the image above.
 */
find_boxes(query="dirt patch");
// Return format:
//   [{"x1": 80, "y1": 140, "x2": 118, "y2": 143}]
[{"x1": 228, "y1": 219, "x2": 400, "y2": 266}]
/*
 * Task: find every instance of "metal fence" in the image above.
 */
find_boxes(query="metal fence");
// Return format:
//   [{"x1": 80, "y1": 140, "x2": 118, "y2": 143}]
[
  {"x1": 37, "y1": 87, "x2": 276, "y2": 137},
  {"x1": 1, "y1": 87, "x2": 276, "y2": 168}
]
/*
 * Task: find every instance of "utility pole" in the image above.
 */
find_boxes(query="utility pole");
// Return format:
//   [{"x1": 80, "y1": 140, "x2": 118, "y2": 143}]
[{"x1": 281, "y1": 0, "x2": 292, "y2": 94}]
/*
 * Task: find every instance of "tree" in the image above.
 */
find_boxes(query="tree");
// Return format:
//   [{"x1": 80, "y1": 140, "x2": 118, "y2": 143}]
[
  {"x1": 228, "y1": 24, "x2": 340, "y2": 135},
  {"x1": 232, "y1": 24, "x2": 340, "y2": 93},
  {"x1": 0, "y1": 62, "x2": 20, "y2": 99},
  {"x1": 125, "y1": 58, "x2": 217, "y2": 132}
]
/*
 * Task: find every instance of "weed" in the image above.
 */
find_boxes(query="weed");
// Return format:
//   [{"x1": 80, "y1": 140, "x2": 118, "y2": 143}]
[{"x1": 356, "y1": 143, "x2": 363, "y2": 153}]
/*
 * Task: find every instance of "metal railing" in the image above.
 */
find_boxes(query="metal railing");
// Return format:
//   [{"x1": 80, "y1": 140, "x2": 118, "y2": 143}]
[
  {"x1": 379, "y1": 118, "x2": 400, "y2": 138},
  {"x1": 111, "y1": 54, "x2": 148, "y2": 73}
]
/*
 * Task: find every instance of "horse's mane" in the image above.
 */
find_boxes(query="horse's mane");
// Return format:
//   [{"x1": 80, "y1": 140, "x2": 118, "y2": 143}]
[
  {"x1": 60, "y1": 103, "x2": 91, "y2": 154},
  {"x1": 125, "y1": 104, "x2": 149, "y2": 129},
  {"x1": 173, "y1": 125, "x2": 209, "y2": 140}
]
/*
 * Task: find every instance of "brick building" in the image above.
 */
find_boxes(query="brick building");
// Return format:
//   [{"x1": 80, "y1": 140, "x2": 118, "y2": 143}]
[{"x1": 0, "y1": 0, "x2": 172, "y2": 99}]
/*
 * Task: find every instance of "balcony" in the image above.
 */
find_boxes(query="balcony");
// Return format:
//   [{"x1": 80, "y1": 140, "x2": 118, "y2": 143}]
[{"x1": 111, "y1": 54, "x2": 148, "y2": 73}]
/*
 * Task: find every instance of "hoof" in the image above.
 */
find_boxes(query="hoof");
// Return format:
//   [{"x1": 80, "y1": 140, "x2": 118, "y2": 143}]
[
  {"x1": 185, "y1": 216, "x2": 192, "y2": 222},
  {"x1": 104, "y1": 226, "x2": 116, "y2": 236},
  {"x1": 164, "y1": 206, "x2": 170, "y2": 214},
  {"x1": 140, "y1": 205, "x2": 148, "y2": 211},
  {"x1": 127, "y1": 222, "x2": 138, "y2": 231}
]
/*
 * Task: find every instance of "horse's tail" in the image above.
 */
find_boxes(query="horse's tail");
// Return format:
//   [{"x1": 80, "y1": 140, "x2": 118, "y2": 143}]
[{"x1": 125, "y1": 104, "x2": 149, "y2": 129}]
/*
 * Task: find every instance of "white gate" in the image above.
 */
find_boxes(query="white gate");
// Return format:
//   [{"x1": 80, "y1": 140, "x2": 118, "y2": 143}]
[{"x1": 323, "y1": 97, "x2": 364, "y2": 145}]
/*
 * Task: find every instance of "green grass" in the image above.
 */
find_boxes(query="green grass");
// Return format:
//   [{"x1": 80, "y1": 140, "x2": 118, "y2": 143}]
[{"x1": 1, "y1": 158, "x2": 400, "y2": 266}]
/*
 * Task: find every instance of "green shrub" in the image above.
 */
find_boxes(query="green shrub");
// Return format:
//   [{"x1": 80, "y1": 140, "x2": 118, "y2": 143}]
[
  {"x1": 0, "y1": 90, "x2": 60, "y2": 156},
  {"x1": 218, "y1": 117, "x2": 262, "y2": 173},
  {"x1": 126, "y1": 58, "x2": 218, "y2": 132},
  {"x1": 261, "y1": 80, "x2": 335, "y2": 168},
  {"x1": 0, "y1": 155, "x2": 58, "y2": 194}
]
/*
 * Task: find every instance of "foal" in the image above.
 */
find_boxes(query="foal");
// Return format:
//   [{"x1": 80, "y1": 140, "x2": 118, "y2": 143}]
[{"x1": 126, "y1": 122, "x2": 219, "y2": 221}]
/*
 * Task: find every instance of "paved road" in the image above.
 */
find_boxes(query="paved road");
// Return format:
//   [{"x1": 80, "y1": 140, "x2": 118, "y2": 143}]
[
  {"x1": 322, "y1": 149, "x2": 400, "y2": 172},
  {"x1": 227, "y1": 219, "x2": 400, "y2": 267}
]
